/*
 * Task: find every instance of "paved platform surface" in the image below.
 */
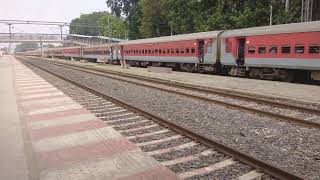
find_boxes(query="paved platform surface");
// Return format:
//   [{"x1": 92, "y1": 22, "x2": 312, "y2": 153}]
[
  {"x1": 1, "y1": 56, "x2": 178, "y2": 180},
  {"x1": 0, "y1": 55, "x2": 29, "y2": 179},
  {"x1": 43, "y1": 57, "x2": 320, "y2": 105}
]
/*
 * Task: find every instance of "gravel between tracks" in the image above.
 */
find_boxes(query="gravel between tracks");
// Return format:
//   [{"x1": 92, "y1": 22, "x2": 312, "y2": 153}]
[
  {"x1": 48, "y1": 58, "x2": 320, "y2": 111},
  {"x1": 153, "y1": 144, "x2": 209, "y2": 161},
  {"x1": 24, "y1": 59, "x2": 320, "y2": 179},
  {"x1": 168, "y1": 153, "x2": 230, "y2": 174},
  {"x1": 188, "y1": 162, "x2": 253, "y2": 180},
  {"x1": 130, "y1": 131, "x2": 177, "y2": 143}
]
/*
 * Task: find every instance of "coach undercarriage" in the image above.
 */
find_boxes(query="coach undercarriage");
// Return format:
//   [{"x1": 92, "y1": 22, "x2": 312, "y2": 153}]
[
  {"x1": 105, "y1": 57, "x2": 315, "y2": 82},
  {"x1": 226, "y1": 65, "x2": 314, "y2": 82}
]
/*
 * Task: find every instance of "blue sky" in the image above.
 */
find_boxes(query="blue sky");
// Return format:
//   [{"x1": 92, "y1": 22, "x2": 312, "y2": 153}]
[{"x1": 0, "y1": 0, "x2": 109, "y2": 34}]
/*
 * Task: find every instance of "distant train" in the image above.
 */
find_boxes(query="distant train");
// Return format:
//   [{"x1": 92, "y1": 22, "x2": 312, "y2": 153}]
[{"x1": 19, "y1": 21, "x2": 320, "y2": 82}]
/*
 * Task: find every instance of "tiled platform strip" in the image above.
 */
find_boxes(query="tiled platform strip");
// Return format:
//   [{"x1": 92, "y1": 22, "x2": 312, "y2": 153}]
[{"x1": 13, "y1": 59, "x2": 178, "y2": 180}]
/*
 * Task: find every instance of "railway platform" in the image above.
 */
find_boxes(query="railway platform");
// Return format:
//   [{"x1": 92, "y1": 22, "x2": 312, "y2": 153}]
[
  {"x1": 45, "y1": 57, "x2": 320, "y2": 105},
  {"x1": 0, "y1": 55, "x2": 178, "y2": 180}
]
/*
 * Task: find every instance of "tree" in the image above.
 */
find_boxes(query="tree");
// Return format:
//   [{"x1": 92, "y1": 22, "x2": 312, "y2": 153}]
[
  {"x1": 106, "y1": 0, "x2": 123, "y2": 17},
  {"x1": 0, "y1": 47, "x2": 8, "y2": 54},
  {"x1": 139, "y1": 0, "x2": 170, "y2": 37},
  {"x1": 43, "y1": 44, "x2": 56, "y2": 49},
  {"x1": 314, "y1": 0, "x2": 320, "y2": 20},
  {"x1": 106, "y1": 0, "x2": 139, "y2": 17},
  {"x1": 70, "y1": 12, "x2": 107, "y2": 36},
  {"x1": 127, "y1": 4, "x2": 143, "y2": 39},
  {"x1": 105, "y1": 0, "x2": 320, "y2": 39},
  {"x1": 272, "y1": 0, "x2": 303, "y2": 24},
  {"x1": 98, "y1": 14, "x2": 129, "y2": 39},
  {"x1": 106, "y1": 0, "x2": 142, "y2": 39},
  {"x1": 15, "y1": 42, "x2": 39, "y2": 52},
  {"x1": 161, "y1": 0, "x2": 196, "y2": 35}
]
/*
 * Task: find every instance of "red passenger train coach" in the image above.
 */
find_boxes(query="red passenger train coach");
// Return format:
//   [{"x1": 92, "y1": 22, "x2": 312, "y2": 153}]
[
  {"x1": 221, "y1": 21, "x2": 320, "y2": 81},
  {"x1": 25, "y1": 21, "x2": 320, "y2": 82},
  {"x1": 118, "y1": 31, "x2": 221, "y2": 72}
]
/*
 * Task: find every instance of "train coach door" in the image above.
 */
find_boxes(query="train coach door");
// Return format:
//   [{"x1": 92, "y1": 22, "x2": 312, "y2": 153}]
[
  {"x1": 110, "y1": 47, "x2": 113, "y2": 62},
  {"x1": 237, "y1": 38, "x2": 246, "y2": 66},
  {"x1": 198, "y1": 40, "x2": 205, "y2": 63}
]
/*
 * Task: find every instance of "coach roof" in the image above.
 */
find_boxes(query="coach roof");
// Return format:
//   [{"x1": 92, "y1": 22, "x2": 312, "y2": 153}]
[
  {"x1": 119, "y1": 31, "x2": 221, "y2": 45},
  {"x1": 222, "y1": 21, "x2": 320, "y2": 37},
  {"x1": 82, "y1": 43, "x2": 115, "y2": 49}
]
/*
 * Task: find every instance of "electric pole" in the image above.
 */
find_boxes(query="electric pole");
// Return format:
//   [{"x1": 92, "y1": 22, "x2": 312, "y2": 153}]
[
  {"x1": 310, "y1": 0, "x2": 313, "y2": 21},
  {"x1": 270, "y1": 4, "x2": 273, "y2": 26},
  {"x1": 108, "y1": 17, "x2": 112, "y2": 44},
  {"x1": 301, "y1": 0, "x2": 304, "y2": 21},
  {"x1": 8, "y1": 23, "x2": 12, "y2": 53},
  {"x1": 285, "y1": 0, "x2": 290, "y2": 12},
  {"x1": 302, "y1": 0, "x2": 314, "y2": 22},
  {"x1": 59, "y1": 25, "x2": 64, "y2": 39}
]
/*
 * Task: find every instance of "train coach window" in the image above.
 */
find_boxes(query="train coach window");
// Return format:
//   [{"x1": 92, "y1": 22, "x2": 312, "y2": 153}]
[
  {"x1": 269, "y1": 46, "x2": 278, "y2": 54},
  {"x1": 281, "y1": 46, "x2": 291, "y2": 54},
  {"x1": 207, "y1": 43, "x2": 213, "y2": 53},
  {"x1": 180, "y1": 48, "x2": 185, "y2": 54},
  {"x1": 258, "y1": 46, "x2": 266, "y2": 54},
  {"x1": 176, "y1": 49, "x2": 180, "y2": 54},
  {"x1": 167, "y1": 49, "x2": 170, "y2": 54},
  {"x1": 309, "y1": 45, "x2": 320, "y2": 54},
  {"x1": 191, "y1": 48, "x2": 195, "y2": 54},
  {"x1": 225, "y1": 39, "x2": 232, "y2": 53},
  {"x1": 248, "y1": 47, "x2": 256, "y2": 54},
  {"x1": 295, "y1": 45, "x2": 305, "y2": 54},
  {"x1": 171, "y1": 49, "x2": 175, "y2": 53},
  {"x1": 186, "y1": 48, "x2": 190, "y2": 54}
]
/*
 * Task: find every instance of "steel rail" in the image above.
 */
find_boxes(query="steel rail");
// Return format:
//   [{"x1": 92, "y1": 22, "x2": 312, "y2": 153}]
[
  {"x1": 21, "y1": 58, "x2": 305, "y2": 180},
  {"x1": 27, "y1": 57, "x2": 320, "y2": 129},
  {"x1": 34, "y1": 57, "x2": 320, "y2": 115}
]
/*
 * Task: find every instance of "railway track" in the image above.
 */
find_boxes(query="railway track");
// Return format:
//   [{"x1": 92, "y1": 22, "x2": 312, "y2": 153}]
[
  {"x1": 20, "y1": 57, "x2": 305, "y2": 179},
  {"x1": 25, "y1": 56, "x2": 320, "y2": 130}
]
